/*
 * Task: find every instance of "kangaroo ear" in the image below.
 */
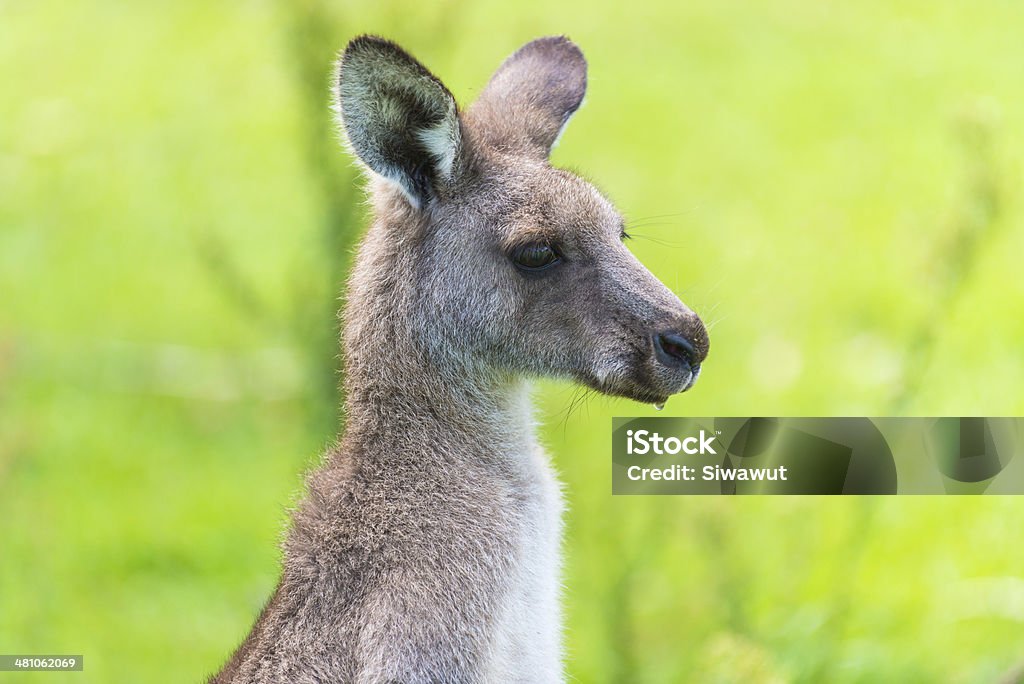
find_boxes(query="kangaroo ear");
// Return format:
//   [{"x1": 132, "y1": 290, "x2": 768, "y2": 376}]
[
  {"x1": 467, "y1": 36, "x2": 587, "y2": 159},
  {"x1": 334, "y1": 36, "x2": 462, "y2": 208}
]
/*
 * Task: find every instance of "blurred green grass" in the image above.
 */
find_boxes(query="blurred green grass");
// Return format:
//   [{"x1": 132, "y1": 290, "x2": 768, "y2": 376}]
[{"x1": 2, "y1": 1, "x2": 1023, "y2": 682}]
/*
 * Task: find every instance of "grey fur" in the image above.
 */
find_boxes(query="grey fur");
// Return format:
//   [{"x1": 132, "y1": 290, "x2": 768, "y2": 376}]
[{"x1": 211, "y1": 35, "x2": 708, "y2": 684}]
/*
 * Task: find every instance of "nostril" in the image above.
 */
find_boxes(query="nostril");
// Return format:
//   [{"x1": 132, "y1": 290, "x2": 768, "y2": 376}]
[{"x1": 653, "y1": 332, "x2": 697, "y2": 369}]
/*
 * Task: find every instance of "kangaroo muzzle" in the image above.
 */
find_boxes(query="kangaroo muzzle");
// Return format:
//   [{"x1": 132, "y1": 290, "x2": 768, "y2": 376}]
[{"x1": 650, "y1": 314, "x2": 709, "y2": 393}]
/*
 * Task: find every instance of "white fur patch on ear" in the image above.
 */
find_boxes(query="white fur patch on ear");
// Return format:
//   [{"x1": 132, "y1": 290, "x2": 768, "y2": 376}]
[
  {"x1": 335, "y1": 36, "x2": 464, "y2": 210},
  {"x1": 414, "y1": 101, "x2": 460, "y2": 182},
  {"x1": 374, "y1": 165, "x2": 425, "y2": 210}
]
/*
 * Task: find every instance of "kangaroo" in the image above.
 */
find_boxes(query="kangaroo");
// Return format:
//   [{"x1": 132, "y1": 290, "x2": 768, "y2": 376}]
[{"x1": 211, "y1": 35, "x2": 708, "y2": 683}]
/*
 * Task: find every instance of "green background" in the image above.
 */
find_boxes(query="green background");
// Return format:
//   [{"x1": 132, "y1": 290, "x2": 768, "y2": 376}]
[{"x1": 2, "y1": 1, "x2": 1023, "y2": 681}]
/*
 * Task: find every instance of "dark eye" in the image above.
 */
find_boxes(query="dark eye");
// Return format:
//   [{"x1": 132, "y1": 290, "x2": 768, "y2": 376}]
[{"x1": 511, "y1": 243, "x2": 561, "y2": 271}]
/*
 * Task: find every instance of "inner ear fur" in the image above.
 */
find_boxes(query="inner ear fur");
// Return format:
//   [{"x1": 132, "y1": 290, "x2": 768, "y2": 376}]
[{"x1": 335, "y1": 36, "x2": 462, "y2": 208}]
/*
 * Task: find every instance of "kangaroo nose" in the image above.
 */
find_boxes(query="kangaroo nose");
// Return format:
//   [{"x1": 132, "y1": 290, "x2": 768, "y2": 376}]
[{"x1": 653, "y1": 331, "x2": 705, "y2": 370}]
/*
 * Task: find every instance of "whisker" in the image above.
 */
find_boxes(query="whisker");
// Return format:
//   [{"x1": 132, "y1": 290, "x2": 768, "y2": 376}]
[
  {"x1": 626, "y1": 220, "x2": 684, "y2": 230},
  {"x1": 626, "y1": 233, "x2": 687, "y2": 249},
  {"x1": 704, "y1": 314, "x2": 728, "y2": 331},
  {"x1": 559, "y1": 386, "x2": 594, "y2": 437},
  {"x1": 701, "y1": 301, "x2": 723, "y2": 317},
  {"x1": 627, "y1": 210, "x2": 698, "y2": 222}
]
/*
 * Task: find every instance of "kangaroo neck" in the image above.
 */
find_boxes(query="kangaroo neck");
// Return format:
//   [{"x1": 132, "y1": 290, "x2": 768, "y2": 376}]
[
  {"x1": 339, "y1": 310, "x2": 536, "y2": 466},
  {"x1": 341, "y1": 369, "x2": 536, "y2": 469}
]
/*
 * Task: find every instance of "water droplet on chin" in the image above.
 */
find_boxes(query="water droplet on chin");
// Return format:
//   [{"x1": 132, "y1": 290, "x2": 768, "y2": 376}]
[{"x1": 653, "y1": 402, "x2": 665, "y2": 411}]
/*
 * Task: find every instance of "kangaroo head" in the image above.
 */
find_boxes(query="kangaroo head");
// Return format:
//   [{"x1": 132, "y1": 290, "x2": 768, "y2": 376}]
[{"x1": 335, "y1": 36, "x2": 708, "y2": 405}]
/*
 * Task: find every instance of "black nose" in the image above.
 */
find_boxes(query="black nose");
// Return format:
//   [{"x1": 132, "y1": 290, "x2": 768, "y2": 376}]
[{"x1": 653, "y1": 332, "x2": 700, "y2": 370}]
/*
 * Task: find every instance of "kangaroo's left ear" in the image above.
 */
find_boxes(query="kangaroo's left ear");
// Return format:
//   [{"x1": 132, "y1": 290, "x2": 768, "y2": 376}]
[
  {"x1": 334, "y1": 36, "x2": 462, "y2": 208},
  {"x1": 466, "y1": 36, "x2": 587, "y2": 160}
]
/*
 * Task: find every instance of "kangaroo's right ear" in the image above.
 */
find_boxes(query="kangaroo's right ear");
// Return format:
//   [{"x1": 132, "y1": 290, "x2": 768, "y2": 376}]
[
  {"x1": 467, "y1": 36, "x2": 587, "y2": 160},
  {"x1": 334, "y1": 36, "x2": 462, "y2": 209}
]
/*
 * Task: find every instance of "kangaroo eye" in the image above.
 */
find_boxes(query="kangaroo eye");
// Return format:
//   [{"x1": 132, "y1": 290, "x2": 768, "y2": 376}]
[{"x1": 511, "y1": 243, "x2": 561, "y2": 271}]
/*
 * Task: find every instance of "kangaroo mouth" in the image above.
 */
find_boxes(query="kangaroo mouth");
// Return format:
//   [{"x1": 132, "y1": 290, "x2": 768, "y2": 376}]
[
  {"x1": 680, "y1": 364, "x2": 701, "y2": 392},
  {"x1": 581, "y1": 325, "x2": 708, "y2": 405},
  {"x1": 584, "y1": 362, "x2": 700, "y2": 405}
]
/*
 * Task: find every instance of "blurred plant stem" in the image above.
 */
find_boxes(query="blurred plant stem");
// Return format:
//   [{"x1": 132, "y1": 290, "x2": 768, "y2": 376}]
[
  {"x1": 278, "y1": 0, "x2": 468, "y2": 437},
  {"x1": 280, "y1": 0, "x2": 362, "y2": 437},
  {"x1": 607, "y1": 507, "x2": 670, "y2": 680},
  {"x1": 190, "y1": 1, "x2": 359, "y2": 434},
  {"x1": 890, "y1": 101, "x2": 1003, "y2": 413},
  {"x1": 799, "y1": 501, "x2": 879, "y2": 683}
]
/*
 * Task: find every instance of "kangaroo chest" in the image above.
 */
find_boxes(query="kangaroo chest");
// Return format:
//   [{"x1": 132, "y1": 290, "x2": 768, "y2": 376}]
[{"x1": 482, "y1": 443, "x2": 565, "y2": 683}]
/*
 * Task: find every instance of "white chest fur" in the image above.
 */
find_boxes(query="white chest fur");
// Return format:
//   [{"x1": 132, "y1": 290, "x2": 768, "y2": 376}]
[{"x1": 482, "y1": 443, "x2": 565, "y2": 683}]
